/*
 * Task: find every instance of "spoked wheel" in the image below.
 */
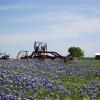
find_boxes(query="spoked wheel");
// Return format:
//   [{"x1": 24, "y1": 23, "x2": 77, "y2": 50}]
[{"x1": 17, "y1": 50, "x2": 28, "y2": 59}]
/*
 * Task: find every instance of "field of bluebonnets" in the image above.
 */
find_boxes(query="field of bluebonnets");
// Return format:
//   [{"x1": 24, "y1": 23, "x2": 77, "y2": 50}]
[{"x1": 0, "y1": 59, "x2": 100, "y2": 100}]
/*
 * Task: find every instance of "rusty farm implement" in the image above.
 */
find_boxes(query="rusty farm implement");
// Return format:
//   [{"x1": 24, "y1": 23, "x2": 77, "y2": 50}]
[{"x1": 17, "y1": 41, "x2": 68, "y2": 62}]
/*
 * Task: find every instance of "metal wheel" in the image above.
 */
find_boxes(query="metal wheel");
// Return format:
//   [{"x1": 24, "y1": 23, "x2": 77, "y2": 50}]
[{"x1": 17, "y1": 50, "x2": 28, "y2": 59}]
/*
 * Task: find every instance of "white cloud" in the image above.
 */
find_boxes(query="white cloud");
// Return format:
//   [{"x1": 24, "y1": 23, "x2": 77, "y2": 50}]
[
  {"x1": 0, "y1": 7, "x2": 100, "y2": 57},
  {"x1": 13, "y1": 10, "x2": 100, "y2": 33},
  {"x1": 1, "y1": 12, "x2": 100, "y2": 45},
  {"x1": 0, "y1": 32, "x2": 78, "y2": 45}
]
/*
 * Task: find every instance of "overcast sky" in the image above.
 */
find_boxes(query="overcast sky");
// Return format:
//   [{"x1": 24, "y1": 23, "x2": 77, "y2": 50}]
[{"x1": 0, "y1": 0, "x2": 100, "y2": 58}]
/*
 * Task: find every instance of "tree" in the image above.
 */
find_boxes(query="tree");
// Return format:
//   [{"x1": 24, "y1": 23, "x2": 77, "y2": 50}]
[{"x1": 68, "y1": 46, "x2": 84, "y2": 57}]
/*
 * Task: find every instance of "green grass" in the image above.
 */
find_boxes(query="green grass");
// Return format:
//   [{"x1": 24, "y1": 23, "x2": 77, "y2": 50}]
[
  {"x1": 0, "y1": 59, "x2": 100, "y2": 100},
  {"x1": 9, "y1": 67, "x2": 27, "y2": 73}
]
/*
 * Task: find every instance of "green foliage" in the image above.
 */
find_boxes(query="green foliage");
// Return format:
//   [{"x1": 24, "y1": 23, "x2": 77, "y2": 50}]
[
  {"x1": 68, "y1": 46, "x2": 84, "y2": 57},
  {"x1": 9, "y1": 67, "x2": 27, "y2": 73}
]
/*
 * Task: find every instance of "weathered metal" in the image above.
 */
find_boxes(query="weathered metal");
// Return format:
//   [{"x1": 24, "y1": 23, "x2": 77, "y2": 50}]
[
  {"x1": 34, "y1": 41, "x2": 47, "y2": 52},
  {"x1": 17, "y1": 41, "x2": 68, "y2": 62},
  {"x1": 0, "y1": 53, "x2": 9, "y2": 59},
  {"x1": 17, "y1": 50, "x2": 28, "y2": 59},
  {"x1": 29, "y1": 51, "x2": 67, "y2": 62}
]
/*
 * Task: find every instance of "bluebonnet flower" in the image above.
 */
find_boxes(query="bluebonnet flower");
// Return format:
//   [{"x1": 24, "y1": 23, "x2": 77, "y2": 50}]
[{"x1": 0, "y1": 59, "x2": 100, "y2": 99}]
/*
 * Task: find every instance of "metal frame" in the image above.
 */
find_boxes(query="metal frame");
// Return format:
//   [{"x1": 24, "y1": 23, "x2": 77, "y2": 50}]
[{"x1": 17, "y1": 41, "x2": 68, "y2": 62}]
